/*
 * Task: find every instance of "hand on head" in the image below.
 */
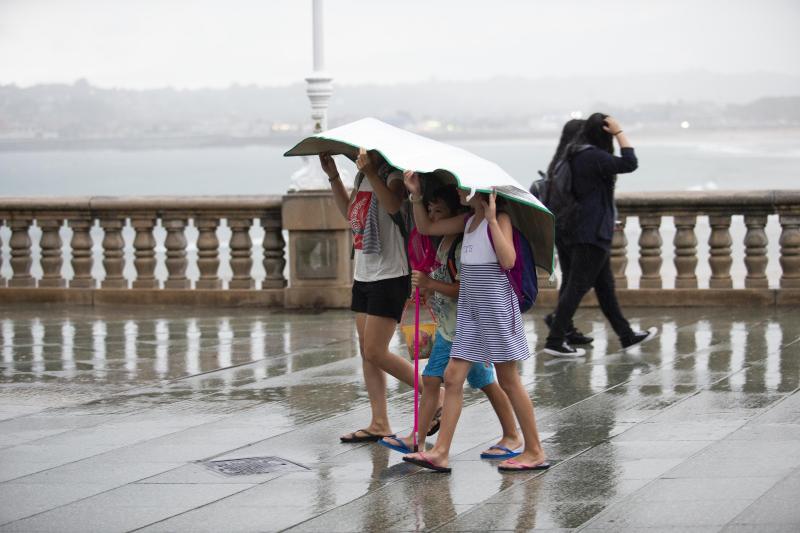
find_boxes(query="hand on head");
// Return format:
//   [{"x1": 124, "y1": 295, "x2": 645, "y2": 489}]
[{"x1": 603, "y1": 117, "x2": 623, "y2": 135}]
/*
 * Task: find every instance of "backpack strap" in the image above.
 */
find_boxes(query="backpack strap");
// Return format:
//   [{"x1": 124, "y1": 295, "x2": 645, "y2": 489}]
[
  {"x1": 354, "y1": 171, "x2": 365, "y2": 191},
  {"x1": 446, "y1": 235, "x2": 462, "y2": 282},
  {"x1": 485, "y1": 223, "x2": 511, "y2": 272},
  {"x1": 486, "y1": 223, "x2": 523, "y2": 332}
]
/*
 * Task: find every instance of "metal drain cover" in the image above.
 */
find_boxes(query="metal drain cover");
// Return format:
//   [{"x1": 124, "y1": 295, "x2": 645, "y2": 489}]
[{"x1": 201, "y1": 456, "x2": 310, "y2": 476}]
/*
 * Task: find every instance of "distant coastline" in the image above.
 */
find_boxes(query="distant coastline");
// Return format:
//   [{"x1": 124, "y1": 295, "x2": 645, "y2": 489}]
[{"x1": 2, "y1": 126, "x2": 799, "y2": 153}]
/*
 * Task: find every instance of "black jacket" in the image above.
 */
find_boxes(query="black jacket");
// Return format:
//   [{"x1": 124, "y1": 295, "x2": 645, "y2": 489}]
[{"x1": 570, "y1": 146, "x2": 638, "y2": 249}]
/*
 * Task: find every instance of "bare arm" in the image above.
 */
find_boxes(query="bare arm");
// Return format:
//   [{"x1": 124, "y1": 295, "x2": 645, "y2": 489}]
[
  {"x1": 482, "y1": 191, "x2": 516, "y2": 270},
  {"x1": 599, "y1": 117, "x2": 637, "y2": 178},
  {"x1": 403, "y1": 170, "x2": 466, "y2": 236},
  {"x1": 429, "y1": 278, "x2": 459, "y2": 299},
  {"x1": 357, "y1": 148, "x2": 403, "y2": 215},
  {"x1": 319, "y1": 153, "x2": 350, "y2": 219},
  {"x1": 605, "y1": 117, "x2": 632, "y2": 149},
  {"x1": 615, "y1": 131, "x2": 632, "y2": 149}
]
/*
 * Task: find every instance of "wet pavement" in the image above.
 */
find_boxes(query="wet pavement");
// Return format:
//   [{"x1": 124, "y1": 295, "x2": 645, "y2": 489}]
[{"x1": 0, "y1": 303, "x2": 798, "y2": 532}]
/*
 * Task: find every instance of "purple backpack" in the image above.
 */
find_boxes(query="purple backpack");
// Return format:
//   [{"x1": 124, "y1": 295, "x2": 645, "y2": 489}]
[{"x1": 487, "y1": 225, "x2": 538, "y2": 313}]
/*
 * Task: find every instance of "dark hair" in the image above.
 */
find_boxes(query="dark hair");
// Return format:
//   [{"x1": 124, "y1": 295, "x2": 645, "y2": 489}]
[
  {"x1": 425, "y1": 184, "x2": 463, "y2": 216},
  {"x1": 576, "y1": 112, "x2": 613, "y2": 154},
  {"x1": 547, "y1": 119, "x2": 585, "y2": 178}
]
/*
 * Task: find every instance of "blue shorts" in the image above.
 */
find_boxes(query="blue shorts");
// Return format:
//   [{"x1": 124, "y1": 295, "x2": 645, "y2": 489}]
[{"x1": 422, "y1": 330, "x2": 495, "y2": 390}]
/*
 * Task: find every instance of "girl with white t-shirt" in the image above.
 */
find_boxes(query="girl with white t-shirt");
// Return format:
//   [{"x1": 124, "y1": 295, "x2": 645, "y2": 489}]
[
  {"x1": 401, "y1": 171, "x2": 549, "y2": 473},
  {"x1": 320, "y1": 149, "x2": 441, "y2": 444}
]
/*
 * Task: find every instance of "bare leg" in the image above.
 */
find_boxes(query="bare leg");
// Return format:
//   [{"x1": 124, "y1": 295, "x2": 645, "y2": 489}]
[
  {"x1": 342, "y1": 313, "x2": 391, "y2": 440},
  {"x1": 480, "y1": 381, "x2": 523, "y2": 455},
  {"x1": 403, "y1": 357, "x2": 471, "y2": 468},
  {"x1": 494, "y1": 361, "x2": 547, "y2": 467},
  {"x1": 364, "y1": 314, "x2": 443, "y2": 428},
  {"x1": 384, "y1": 375, "x2": 441, "y2": 451},
  {"x1": 363, "y1": 314, "x2": 418, "y2": 388}
]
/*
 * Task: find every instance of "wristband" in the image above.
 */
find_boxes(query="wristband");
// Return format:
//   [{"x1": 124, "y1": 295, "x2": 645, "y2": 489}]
[
  {"x1": 409, "y1": 193, "x2": 423, "y2": 204},
  {"x1": 613, "y1": 130, "x2": 623, "y2": 136},
  {"x1": 328, "y1": 175, "x2": 340, "y2": 183}
]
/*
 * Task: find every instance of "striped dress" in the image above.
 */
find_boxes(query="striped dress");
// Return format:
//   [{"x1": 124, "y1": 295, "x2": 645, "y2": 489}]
[{"x1": 450, "y1": 215, "x2": 530, "y2": 365}]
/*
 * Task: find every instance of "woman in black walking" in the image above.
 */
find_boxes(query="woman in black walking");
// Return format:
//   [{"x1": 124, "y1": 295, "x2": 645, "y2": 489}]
[{"x1": 544, "y1": 113, "x2": 658, "y2": 356}]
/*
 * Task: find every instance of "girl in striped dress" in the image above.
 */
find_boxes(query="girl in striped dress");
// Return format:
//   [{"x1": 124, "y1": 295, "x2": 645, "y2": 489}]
[{"x1": 401, "y1": 171, "x2": 549, "y2": 473}]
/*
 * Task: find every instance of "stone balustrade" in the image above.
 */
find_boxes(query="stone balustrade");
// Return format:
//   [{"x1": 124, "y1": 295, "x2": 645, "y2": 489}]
[
  {"x1": 1, "y1": 190, "x2": 799, "y2": 307},
  {"x1": 539, "y1": 190, "x2": 799, "y2": 307},
  {"x1": 610, "y1": 190, "x2": 800, "y2": 291},
  {"x1": 0, "y1": 196, "x2": 286, "y2": 306}
]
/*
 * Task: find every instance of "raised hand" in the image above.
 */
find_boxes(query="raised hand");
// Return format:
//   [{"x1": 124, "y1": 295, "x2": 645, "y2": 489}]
[
  {"x1": 403, "y1": 170, "x2": 421, "y2": 196},
  {"x1": 603, "y1": 116, "x2": 623, "y2": 135},
  {"x1": 355, "y1": 147, "x2": 375, "y2": 176},
  {"x1": 319, "y1": 152, "x2": 339, "y2": 180},
  {"x1": 481, "y1": 188, "x2": 498, "y2": 223}
]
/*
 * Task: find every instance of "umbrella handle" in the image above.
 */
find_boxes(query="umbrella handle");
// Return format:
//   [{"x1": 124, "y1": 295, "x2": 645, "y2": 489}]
[{"x1": 465, "y1": 187, "x2": 477, "y2": 202}]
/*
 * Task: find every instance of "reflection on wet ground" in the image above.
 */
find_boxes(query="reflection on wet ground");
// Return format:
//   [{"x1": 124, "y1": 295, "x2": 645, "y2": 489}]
[{"x1": 0, "y1": 304, "x2": 798, "y2": 531}]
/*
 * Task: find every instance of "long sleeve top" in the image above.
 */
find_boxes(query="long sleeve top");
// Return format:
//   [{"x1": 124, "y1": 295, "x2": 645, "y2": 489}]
[{"x1": 570, "y1": 147, "x2": 638, "y2": 250}]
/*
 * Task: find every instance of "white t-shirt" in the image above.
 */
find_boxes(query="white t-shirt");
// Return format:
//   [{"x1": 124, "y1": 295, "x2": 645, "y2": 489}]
[
  {"x1": 460, "y1": 216, "x2": 498, "y2": 265},
  {"x1": 350, "y1": 174, "x2": 409, "y2": 282}
]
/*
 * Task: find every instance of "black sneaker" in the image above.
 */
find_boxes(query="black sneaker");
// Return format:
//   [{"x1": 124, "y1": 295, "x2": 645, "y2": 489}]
[
  {"x1": 545, "y1": 314, "x2": 593, "y2": 345},
  {"x1": 543, "y1": 342, "x2": 586, "y2": 357},
  {"x1": 620, "y1": 327, "x2": 658, "y2": 350},
  {"x1": 567, "y1": 330, "x2": 594, "y2": 345}
]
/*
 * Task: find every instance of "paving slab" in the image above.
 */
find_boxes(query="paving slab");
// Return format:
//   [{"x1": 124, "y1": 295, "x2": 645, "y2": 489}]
[{"x1": 0, "y1": 483, "x2": 246, "y2": 533}]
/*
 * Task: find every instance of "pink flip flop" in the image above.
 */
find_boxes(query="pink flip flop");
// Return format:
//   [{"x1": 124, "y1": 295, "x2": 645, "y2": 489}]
[
  {"x1": 402, "y1": 451, "x2": 452, "y2": 473},
  {"x1": 498, "y1": 458, "x2": 551, "y2": 472}
]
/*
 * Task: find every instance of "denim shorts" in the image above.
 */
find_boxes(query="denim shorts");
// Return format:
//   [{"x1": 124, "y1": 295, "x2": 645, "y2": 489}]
[{"x1": 422, "y1": 330, "x2": 495, "y2": 390}]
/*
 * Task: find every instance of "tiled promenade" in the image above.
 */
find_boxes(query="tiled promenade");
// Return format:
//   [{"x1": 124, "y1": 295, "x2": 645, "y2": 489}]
[{"x1": 0, "y1": 304, "x2": 798, "y2": 532}]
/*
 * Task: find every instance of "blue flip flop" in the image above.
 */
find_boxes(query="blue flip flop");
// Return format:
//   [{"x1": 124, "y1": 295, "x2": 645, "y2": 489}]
[
  {"x1": 480, "y1": 445, "x2": 523, "y2": 460},
  {"x1": 378, "y1": 436, "x2": 415, "y2": 454}
]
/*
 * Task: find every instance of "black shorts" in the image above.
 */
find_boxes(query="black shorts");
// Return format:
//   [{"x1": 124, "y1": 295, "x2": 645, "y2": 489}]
[{"x1": 351, "y1": 275, "x2": 411, "y2": 323}]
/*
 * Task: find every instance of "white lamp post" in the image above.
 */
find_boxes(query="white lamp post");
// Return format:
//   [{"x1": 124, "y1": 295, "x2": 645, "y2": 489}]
[
  {"x1": 289, "y1": 0, "x2": 350, "y2": 191},
  {"x1": 283, "y1": 0, "x2": 353, "y2": 309},
  {"x1": 307, "y1": 0, "x2": 331, "y2": 133}
]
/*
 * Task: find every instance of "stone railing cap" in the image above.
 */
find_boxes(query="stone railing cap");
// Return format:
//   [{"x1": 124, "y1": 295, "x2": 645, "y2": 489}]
[
  {"x1": 0, "y1": 196, "x2": 283, "y2": 216},
  {"x1": 616, "y1": 190, "x2": 800, "y2": 214}
]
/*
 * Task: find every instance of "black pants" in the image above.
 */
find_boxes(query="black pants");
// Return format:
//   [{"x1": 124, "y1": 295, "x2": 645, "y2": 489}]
[
  {"x1": 554, "y1": 238, "x2": 576, "y2": 333},
  {"x1": 547, "y1": 243, "x2": 633, "y2": 345}
]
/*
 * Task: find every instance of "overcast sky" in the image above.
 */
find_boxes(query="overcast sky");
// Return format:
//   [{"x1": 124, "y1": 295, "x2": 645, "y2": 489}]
[{"x1": 1, "y1": 0, "x2": 798, "y2": 89}]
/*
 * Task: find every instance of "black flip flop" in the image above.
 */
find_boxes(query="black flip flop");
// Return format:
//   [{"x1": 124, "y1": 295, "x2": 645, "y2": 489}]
[
  {"x1": 427, "y1": 407, "x2": 443, "y2": 436},
  {"x1": 402, "y1": 452, "x2": 451, "y2": 473},
  {"x1": 497, "y1": 459, "x2": 551, "y2": 472},
  {"x1": 340, "y1": 429, "x2": 395, "y2": 443}
]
